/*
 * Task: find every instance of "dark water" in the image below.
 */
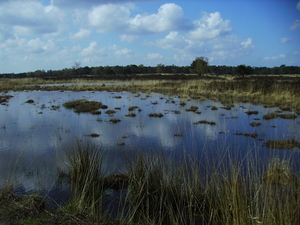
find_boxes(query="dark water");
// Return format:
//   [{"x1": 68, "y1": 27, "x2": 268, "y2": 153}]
[{"x1": 1, "y1": 90, "x2": 299, "y2": 204}]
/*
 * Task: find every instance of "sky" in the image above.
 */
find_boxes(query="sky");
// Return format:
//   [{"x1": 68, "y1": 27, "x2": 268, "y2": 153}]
[{"x1": 0, "y1": 0, "x2": 300, "y2": 73}]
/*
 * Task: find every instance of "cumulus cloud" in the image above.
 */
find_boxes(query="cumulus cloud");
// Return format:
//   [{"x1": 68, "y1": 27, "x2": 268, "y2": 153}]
[
  {"x1": 89, "y1": 4, "x2": 130, "y2": 32},
  {"x1": 241, "y1": 38, "x2": 253, "y2": 48},
  {"x1": 89, "y1": 3, "x2": 190, "y2": 34},
  {"x1": 264, "y1": 54, "x2": 286, "y2": 60},
  {"x1": 128, "y1": 3, "x2": 190, "y2": 33},
  {"x1": 153, "y1": 26, "x2": 254, "y2": 62},
  {"x1": 0, "y1": 0, "x2": 65, "y2": 36},
  {"x1": 156, "y1": 31, "x2": 191, "y2": 50},
  {"x1": 80, "y1": 41, "x2": 98, "y2": 56},
  {"x1": 189, "y1": 12, "x2": 232, "y2": 40},
  {"x1": 70, "y1": 29, "x2": 91, "y2": 39}
]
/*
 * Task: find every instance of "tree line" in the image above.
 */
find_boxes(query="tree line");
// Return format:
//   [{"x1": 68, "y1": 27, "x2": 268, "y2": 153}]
[{"x1": 1, "y1": 60, "x2": 300, "y2": 78}]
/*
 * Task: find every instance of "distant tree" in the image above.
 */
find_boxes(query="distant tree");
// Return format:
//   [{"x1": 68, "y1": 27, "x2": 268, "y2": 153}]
[
  {"x1": 72, "y1": 61, "x2": 81, "y2": 69},
  {"x1": 103, "y1": 67, "x2": 115, "y2": 75},
  {"x1": 191, "y1": 57, "x2": 209, "y2": 76},
  {"x1": 156, "y1": 63, "x2": 165, "y2": 74},
  {"x1": 235, "y1": 64, "x2": 248, "y2": 77}
]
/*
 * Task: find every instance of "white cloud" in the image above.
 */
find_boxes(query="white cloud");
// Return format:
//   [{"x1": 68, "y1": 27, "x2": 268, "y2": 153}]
[
  {"x1": 80, "y1": 41, "x2": 97, "y2": 56},
  {"x1": 114, "y1": 48, "x2": 132, "y2": 56},
  {"x1": 147, "y1": 53, "x2": 162, "y2": 59},
  {"x1": 0, "y1": 0, "x2": 65, "y2": 36},
  {"x1": 280, "y1": 37, "x2": 292, "y2": 43},
  {"x1": 153, "y1": 28, "x2": 254, "y2": 63},
  {"x1": 52, "y1": 0, "x2": 157, "y2": 8},
  {"x1": 0, "y1": 25, "x2": 13, "y2": 42},
  {"x1": 128, "y1": 3, "x2": 189, "y2": 33},
  {"x1": 88, "y1": 4, "x2": 131, "y2": 32},
  {"x1": 290, "y1": 20, "x2": 300, "y2": 30},
  {"x1": 156, "y1": 31, "x2": 191, "y2": 50},
  {"x1": 297, "y1": 1, "x2": 300, "y2": 11},
  {"x1": 89, "y1": 3, "x2": 190, "y2": 34},
  {"x1": 119, "y1": 34, "x2": 139, "y2": 43},
  {"x1": 264, "y1": 54, "x2": 286, "y2": 60},
  {"x1": 189, "y1": 12, "x2": 232, "y2": 40},
  {"x1": 241, "y1": 38, "x2": 253, "y2": 48},
  {"x1": 70, "y1": 29, "x2": 91, "y2": 39}
]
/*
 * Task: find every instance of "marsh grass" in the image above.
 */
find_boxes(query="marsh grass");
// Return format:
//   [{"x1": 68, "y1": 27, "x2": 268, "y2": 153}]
[
  {"x1": 125, "y1": 153, "x2": 205, "y2": 224},
  {"x1": 1, "y1": 76, "x2": 300, "y2": 112},
  {"x1": 1, "y1": 142, "x2": 300, "y2": 224},
  {"x1": 62, "y1": 141, "x2": 105, "y2": 221}
]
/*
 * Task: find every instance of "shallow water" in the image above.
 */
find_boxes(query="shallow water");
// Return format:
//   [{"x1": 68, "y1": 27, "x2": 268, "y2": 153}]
[{"x1": 0, "y1": 90, "x2": 299, "y2": 203}]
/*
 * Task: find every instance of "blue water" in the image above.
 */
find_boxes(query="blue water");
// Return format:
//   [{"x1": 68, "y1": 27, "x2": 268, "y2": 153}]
[{"x1": 0, "y1": 90, "x2": 299, "y2": 203}]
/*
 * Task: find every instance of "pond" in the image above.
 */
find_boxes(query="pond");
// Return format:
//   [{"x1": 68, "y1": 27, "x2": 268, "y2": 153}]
[{"x1": 0, "y1": 89, "x2": 300, "y2": 205}]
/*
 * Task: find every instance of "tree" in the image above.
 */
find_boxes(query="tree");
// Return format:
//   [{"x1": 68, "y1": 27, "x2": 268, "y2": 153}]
[
  {"x1": 72, "y1": 61, "x2": 81, "y2": 69},
  {"x1": 191, "y1": 57, "x2": 209, "y2": 76},
  {"x1": 235, "y1": 64, "x2": 248, "y2": 77}
]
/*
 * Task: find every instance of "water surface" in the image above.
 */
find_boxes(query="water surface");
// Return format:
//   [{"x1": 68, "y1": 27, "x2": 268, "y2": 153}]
[{"x1": 1, "y1": 90, "x2": 299, "y2": 202}]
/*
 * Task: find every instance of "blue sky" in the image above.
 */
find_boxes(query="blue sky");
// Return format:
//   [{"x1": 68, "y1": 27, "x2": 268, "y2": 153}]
[{"x1": 0, "y1": 0, "x2": 299, "y2": 73}]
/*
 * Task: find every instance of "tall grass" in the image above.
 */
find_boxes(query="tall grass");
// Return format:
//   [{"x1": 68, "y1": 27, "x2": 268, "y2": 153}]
[
  {"x1": 124, "y1": 153, "x2": 204, "y2": 224},
  {"x1": 2, "y1": 139, "x2": 299, "y2": 224},
  {"x1": 121, "y1": 147, "x2": 299, "y2": 225},
  {"x1": 62, "y1": 141, "x2": 105, "y2": 221}
]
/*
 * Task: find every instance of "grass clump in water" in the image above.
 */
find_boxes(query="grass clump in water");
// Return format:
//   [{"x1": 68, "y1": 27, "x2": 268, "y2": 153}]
[
  {"x1": 263, "y1": 112, "x2": 297, "y2": 120},
  {"x1": 148, "y1": 113, "x2": 164, "y2": 117},
  {"x1": 125, "y1": 113, "x2": 136, "y2": 117},
  {"x1": 63, "y1": 99, "x2": 102, "y2": 114},
  {"x1": 194, "y1": 120, "x2": 216, "y2": 125},
  {"x1": 264, "y1": 139, "x2": 300, "y2": 149},
  {"x1": 250, "y1": 122, "x2": 261, "y2": 127},
  {"x1": 0, "y1": 95, "x2": 13, "y2": 104}
]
